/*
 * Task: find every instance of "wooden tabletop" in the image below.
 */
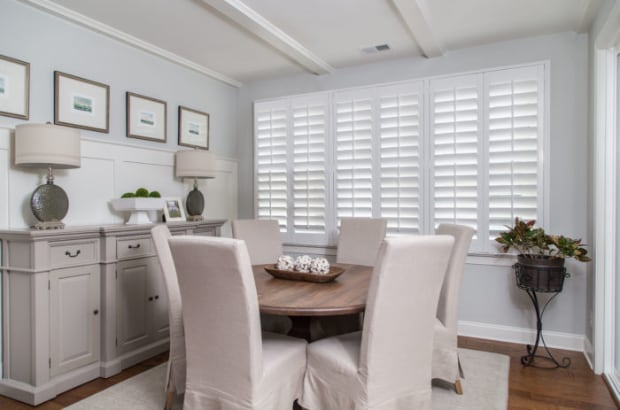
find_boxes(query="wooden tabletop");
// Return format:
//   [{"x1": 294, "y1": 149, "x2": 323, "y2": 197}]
[{"x1": 253, "y1": 263, "x2": 372, "y2": 317}]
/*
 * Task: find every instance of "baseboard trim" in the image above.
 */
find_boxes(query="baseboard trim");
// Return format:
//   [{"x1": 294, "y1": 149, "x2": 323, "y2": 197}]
[{"x1": 458, "y1": 320, "x2": 584, "y2": 351}]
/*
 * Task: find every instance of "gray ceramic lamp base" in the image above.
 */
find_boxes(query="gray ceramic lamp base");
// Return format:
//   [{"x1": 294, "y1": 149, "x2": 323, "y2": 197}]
[
  {"x1": 31, "y1": 182, "x2": 69, "y2": 230},
  {"x1": 186, "y1": 187, "x2": 205, "y2": 221}
]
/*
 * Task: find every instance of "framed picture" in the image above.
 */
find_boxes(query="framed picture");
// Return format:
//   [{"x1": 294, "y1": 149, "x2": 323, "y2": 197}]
[
  {"x1": 0, "y1": 55, "x2": 30, "y2": 119},
  {"x1": 163, "y1": 197, "x2": 186, "y2": 222},
  {"x1": 54, "y1": 71, "x2": 110, "y2": 133},
  {"x1": 178, "y1": 106, "x2": 209, "y2": 149},
  {"x1": 126, "y1": 92, "x2": 167, "y2": 142}
]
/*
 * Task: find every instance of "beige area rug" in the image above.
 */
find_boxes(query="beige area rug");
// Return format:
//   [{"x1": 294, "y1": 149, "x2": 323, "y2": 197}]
[{"x1": 66, "y1": 348, "x2": 508, "y2": 409}]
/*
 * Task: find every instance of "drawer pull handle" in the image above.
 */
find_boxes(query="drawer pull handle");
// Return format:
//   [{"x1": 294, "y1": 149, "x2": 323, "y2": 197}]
[
  {"x1": 65, "y1": 250, "x2": 81, "y2": 258},
  {"x1": 154, "y1": 295, "x2": 159, "y2": 300},
  {"x1": 93, "y1": 309, "x2": 99, "y2": 315},
  {"x1": 128, "y1": 244, "x2": 141, "y2": 249},
  {"x1": 148, "y1": 296, "x2": 154, "y2": 301}
]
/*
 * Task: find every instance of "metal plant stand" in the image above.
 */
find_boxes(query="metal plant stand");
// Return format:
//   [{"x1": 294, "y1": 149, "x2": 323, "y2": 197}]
[{"x1": 514, "y1": 262, "x2": 571, "y2": 369}]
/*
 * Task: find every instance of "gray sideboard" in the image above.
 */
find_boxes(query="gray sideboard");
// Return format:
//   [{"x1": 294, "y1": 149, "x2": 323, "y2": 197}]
[{"x1": 0, "y1": 220, "x2": 226, "y2": 405}]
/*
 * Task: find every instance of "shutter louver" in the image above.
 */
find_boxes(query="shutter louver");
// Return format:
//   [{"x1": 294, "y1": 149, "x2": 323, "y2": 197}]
[
  {"x1": 378, "y1": 83, "x2": 423, "y2": 234},
  {"x1": 486, "y1": 67, "x2": 543, "y2": 240},
  {"x1": 255, "y1": 102, "x2": 288, "y2": 231},
  {"x1": 430, "y1": 76, "x2": 481, "y2": 235},
  {"x1": 292, "y1": 100, "x2": 327, "y2": 234},
  {"x1": 334, "y1": 92, "x2": 374, "y2": 219}
]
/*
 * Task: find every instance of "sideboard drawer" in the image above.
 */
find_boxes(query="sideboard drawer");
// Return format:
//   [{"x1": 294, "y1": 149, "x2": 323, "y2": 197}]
[
  {"x1": 50, "y1": 239, "x2": 99, "y2": 269},
  {"x1": 117, "y1": 237, "x2": 154, "y2": 259}
]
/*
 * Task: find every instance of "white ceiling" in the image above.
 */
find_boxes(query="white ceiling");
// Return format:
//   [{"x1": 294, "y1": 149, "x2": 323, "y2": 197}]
[{"x1": 23, "y1": 0, "x2": 602, "y2": 86}]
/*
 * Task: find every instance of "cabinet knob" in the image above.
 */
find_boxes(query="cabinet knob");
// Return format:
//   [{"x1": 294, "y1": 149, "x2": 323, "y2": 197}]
[
  {"x1": 148, "y1": 296, "x2": 154, "y2": 301},
  {"x1": 93, "y1": 309, "x2": 99, "y2": 315},
  {"x1": 65, "y1": 249, "x2": 81, "y2": 258},
  {"x1": 128, "y1": 244, "x2": 141, "y2": 249},
  {"x1": 154, "y1": 295, "x2": 159, "y2": 300}
]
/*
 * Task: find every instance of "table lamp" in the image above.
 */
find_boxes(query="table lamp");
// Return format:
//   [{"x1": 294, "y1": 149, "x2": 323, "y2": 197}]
[
  {"x1": 175, "y1": 149, "x2": 216, "y2": 221},
  {"x1": 14, "y1": 123, "x2": 81, "y2": 229}
]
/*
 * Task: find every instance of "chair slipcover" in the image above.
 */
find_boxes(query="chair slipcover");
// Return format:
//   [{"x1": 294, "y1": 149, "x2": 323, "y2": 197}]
[
  {"x1": 151, "y1": 225, "x2": 186, "y2": 404},
  {"x1": 231, "y1": 219, "x2": 283, "y2": 265},
  {"x1": 301, "y1": 235, "x2": 454, "y2": 410},
  {"x1": 169, "y1": 235, "x2": 307, "y2": 410},
  {"x1": 336, "y1": 217, "x2": 388, "y2": 266},
  {"x1": 311, "y1": 217, "x2": 388, "y2": 340},
  {"x1": 232, "y1": 218, "x2": 291, "y2": 334},
  {"x1": 432, "y1": 224, "x2": 475, "y2": 393}
]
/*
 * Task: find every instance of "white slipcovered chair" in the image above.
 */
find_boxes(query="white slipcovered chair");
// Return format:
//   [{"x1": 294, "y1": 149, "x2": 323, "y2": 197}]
[
  {"x1": 336, "y1": 217, "x2": 388, "y2": 266},
  {"x1": 432, "y1": 223, "x2": 475, "y2": 394},
  {"x1": 169, "y1": 235, "x2": 307, "y2": 410},
  {"x1": 300, "y1": 235, "x2": 454, "y2": 409},
  {"x1": 231, "y1": 218, "x2": 291, "y2": 334},
  {"x1": 151, "y1": 225, "x2": 185, "y2": 410},
  {"x1": 310, "y1": 217, "x2": 388, "y2": 340},
  {"x1": 231, "y1": 219, "x2": 282, "y2": 265}
]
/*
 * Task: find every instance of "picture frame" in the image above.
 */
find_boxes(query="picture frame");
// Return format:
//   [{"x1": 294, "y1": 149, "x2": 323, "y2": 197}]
[
  {"x1": 178, "y1": 106, "x2": 209, "y2": 149},
  {"x1": 163, "y1": 197, "x2": 186, "y2": 222},
  {"x1": 126, "y1": 92, "x2": 167, "y2": 142},
  {"x1": 54, "y1": 71, "x2": 110, "y2": 133},
  {"x1": 0, "y1": 55, "x2": 30, "y2": 119}
]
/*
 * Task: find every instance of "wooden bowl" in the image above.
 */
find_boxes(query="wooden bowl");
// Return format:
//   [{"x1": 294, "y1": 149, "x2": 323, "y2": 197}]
[{"x1": 264, "y1": 265, "x2": 345, "y2": 283}]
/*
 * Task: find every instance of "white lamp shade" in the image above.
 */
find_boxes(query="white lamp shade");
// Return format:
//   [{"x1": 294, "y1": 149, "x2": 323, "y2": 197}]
[
  {"x1": 15, "y1": 123, "x2": 81, "y2": 169},
  {"x1": 175, "y1": 149, "x2": 216, "y2": 178}
]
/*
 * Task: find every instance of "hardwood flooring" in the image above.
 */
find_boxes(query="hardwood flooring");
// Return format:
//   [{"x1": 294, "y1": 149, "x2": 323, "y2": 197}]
[{"x1": 0, "y1": 336, "x2": 617, "y2": 409}]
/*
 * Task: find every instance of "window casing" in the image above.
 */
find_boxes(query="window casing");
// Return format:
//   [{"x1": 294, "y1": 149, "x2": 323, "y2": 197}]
[{"x1": 254, "y1": 63, "x2": 547, "y2": 253}]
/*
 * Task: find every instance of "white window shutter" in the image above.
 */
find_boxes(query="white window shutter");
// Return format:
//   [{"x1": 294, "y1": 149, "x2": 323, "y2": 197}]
[
  {"x1": 254, "y1": 100, "x2": 288, "y2": 231},
  {"x1": 485, "y1": 66, "x2": 544, "y2": 244},
  {"x1": 291, "y1": 94, "x2": 329, "y2": 244},
  {"x1": 377, "y1": 82, "x2": 424, "y2": 234},
  {"x1": 334, "y1": 89, "x2": 374, "y2": 220},
  {"x1": 429, "y1": 75, "x2": 482, "y2": 245}
]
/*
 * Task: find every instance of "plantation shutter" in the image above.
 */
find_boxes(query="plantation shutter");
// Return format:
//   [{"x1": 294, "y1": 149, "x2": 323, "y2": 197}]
[
  {"x1": 334, "y1": 89, "x2": 374, "y2": 220},
  {"x1": 254, "y1": 100, "x2": 288, "y2": 231},
  {"x1": 429, "y1": 75, "x2": 482, "y2": 246},
  {"x1": 485, "y1": 66, "x2": 544, "y2": 244},
  {"x1": 290, "y1": 94, "x2": 329, "y2": 244},
  {"x1": 377, "y1": 82, "x2": 424, "y2": 234}
]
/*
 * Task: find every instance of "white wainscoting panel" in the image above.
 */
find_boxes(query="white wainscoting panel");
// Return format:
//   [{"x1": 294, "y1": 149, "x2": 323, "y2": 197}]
[{"x1": 0, "y1": 126, "x2": 238, "y2": 229}]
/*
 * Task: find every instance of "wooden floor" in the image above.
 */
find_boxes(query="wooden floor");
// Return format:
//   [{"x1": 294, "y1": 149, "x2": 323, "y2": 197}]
[{"x1": 0, "y1": 336, "x2": 617, "y2": 409}]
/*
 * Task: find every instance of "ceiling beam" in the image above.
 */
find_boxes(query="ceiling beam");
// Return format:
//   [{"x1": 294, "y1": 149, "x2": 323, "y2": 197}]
[
  {"x1": 576, "y1": 0, "x2": 602, "y2": 33},
  {"x1": 391, "y1": 0, "x2": 443, "y2": 58},
  {"x1": 200, "y1": 0, "x2": 333, "y2": 75},
  {"x1": 19, "y1": 0, "x2": 242, "y2": 87}
]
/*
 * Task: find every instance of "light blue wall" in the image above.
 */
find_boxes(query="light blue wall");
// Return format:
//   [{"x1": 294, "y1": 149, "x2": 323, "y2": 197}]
[{"x1": 238, "y1": 32, "x2": 590, "y2": 341}]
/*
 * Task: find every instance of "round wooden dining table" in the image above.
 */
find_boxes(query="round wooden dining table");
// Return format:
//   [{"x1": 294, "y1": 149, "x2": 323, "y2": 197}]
[{"x1": 252, "y1": 263, "x2": 373, "y2": 340}]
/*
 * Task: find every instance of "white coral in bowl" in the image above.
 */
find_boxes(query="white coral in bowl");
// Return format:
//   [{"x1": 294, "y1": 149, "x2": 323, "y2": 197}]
[
  {"x1": 310, "y1": 257, "x2": 330, "y2": 275},
  {"x1": 276, "y1": 255, "x2": 295, "y2": 271},
  {"x1": 294, "y1": 255, "x2": 313, "y2": 273}
]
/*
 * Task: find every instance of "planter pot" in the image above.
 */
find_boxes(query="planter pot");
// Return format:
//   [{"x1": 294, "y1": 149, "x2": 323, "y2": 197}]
[
  {"x1": 514, "y1": 255, "x2": 567, "y2": 293},
  {"x1": 110, "y1": 198, "x2": 165, "y2": 225}
]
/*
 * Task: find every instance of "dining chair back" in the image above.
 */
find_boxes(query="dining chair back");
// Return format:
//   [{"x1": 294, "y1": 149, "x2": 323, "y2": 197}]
[
  {"x1": 169, "y1": 235, "x2": 306, "y2": 409},
  {"x1": 231, "y1": 219, "x2": 282, "y2": 265},
  {"x1": 336, "y1": 217, "x2": 387, "y2": 266},
  {"x1": 151, "y1": 225, "x2": 185, "y2": 410},
  {"x1": 432, "y1": 223, "x2": 475, "y2": 394},
  {"x1": 231, "y1": 218, "x2": 291, "y2": 334},
  {"x1": 301, "y1": 235, "x2": 454, "y2": 409}
]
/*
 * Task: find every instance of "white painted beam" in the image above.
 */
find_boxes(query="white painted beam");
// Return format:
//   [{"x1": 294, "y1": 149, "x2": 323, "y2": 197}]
[
  {"x1": 18, "y1": 0, "x2": 242, "y2": 87},
  {"x1": 391, "y1": 0, "x2": 443, "y2": 58},
  {"x1": 577, "y1": 0, "x2": 603, "y2": 33},
  {"x1": 200, "y1": 0, "x2": 333, "y2": 75}
]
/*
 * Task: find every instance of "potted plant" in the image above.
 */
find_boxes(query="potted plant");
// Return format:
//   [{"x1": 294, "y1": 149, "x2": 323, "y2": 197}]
[{"x1": 495, "y1": 218, "x2": 591, "y2": 292}]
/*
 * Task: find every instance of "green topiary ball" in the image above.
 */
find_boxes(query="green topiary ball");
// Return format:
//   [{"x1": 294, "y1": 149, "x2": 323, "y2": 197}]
[
  {"x1": 148, "y1": 191, "x2": 161, "y2": 198},
  {"x1": 121, "y1": 192, "x2": 135, "y2": 198},
  {"x1": 135, "y1": 188, "x2": 149, "y2": 197}
]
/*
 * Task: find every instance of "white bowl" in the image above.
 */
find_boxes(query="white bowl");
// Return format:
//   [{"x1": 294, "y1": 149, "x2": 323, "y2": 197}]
[{"x1": 110, "y1": 198, "x2": 165, "y2": 224}]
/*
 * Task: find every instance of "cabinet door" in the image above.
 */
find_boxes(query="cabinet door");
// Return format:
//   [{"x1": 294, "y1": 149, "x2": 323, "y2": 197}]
[
  {"x1": 116, "y1": 257, "x2": 169, "y2": 355},
  {"x1": 116, "y1": 259, "x2": 150, "y2": 354},
  {"x1": 50, "y1": 265, "x2": 100, "y2": 377}
]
